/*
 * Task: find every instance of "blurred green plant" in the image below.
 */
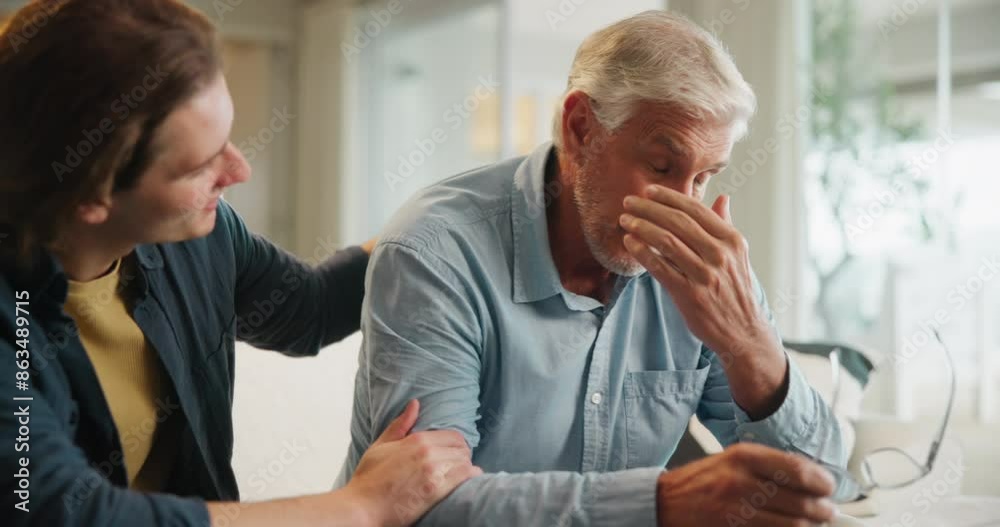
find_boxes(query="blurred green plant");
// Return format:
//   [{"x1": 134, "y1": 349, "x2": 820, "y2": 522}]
[{"x1": 807, "y1": 0, "x2": 957, "y2": 338}]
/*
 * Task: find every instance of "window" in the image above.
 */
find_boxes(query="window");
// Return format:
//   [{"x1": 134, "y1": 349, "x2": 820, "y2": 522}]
[
  {"x1": 804, "y1": 0, "x2": 1000, "y2": 422},
  {"x1": 345, "y1": 0, "x2": 663, "y2": 240}
]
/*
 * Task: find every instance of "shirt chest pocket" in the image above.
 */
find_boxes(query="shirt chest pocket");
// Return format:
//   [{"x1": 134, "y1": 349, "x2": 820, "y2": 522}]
[{"x1": 623, "y1": 358, "x2": 710, "y2": 469}]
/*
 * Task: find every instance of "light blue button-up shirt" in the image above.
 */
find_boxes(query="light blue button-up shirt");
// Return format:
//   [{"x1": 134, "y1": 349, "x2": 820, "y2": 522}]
[{"x1": 336, "y1": 143, "x2": 845, "y2": 526}]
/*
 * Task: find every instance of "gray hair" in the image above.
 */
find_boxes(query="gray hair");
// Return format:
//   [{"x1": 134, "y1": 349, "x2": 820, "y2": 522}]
[{"x1": 552, "y1": 10, "x2": 756, "y2": 149}]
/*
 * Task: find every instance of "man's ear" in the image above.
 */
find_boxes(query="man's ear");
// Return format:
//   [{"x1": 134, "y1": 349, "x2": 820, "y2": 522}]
[
  {"x1": 561, "y1": 90, "x2": 599, "y2": 160},
  {"x1": 76, "y1": 196, "x2": 112, "y2": 225}
]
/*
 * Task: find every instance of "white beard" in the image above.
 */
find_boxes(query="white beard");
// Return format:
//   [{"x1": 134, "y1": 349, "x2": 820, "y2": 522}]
[{"x1": 572, "y1": 165, "x2": 644, "y2": 277}]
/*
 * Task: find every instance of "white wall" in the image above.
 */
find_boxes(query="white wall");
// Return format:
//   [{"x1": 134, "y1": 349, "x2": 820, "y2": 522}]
[
  {"x1": 232, "y1": 336, "x2": 363, "y2": 500},
  {"x1": 230, "y1": 0, "x2": 363, "y2": 500},
  {"x1": 222, "y1": 41, "x2": 275, "y2": 237},
  {"x1": 294, "y1": 0, "x2": 355, "y2": 254},
  {"x1": 186, "y1": 0, "x2": 297, "y2": 44}
]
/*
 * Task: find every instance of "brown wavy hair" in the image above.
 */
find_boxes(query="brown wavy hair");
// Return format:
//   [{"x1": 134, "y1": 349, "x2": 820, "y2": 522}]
[{"x1": 0, "y1": 0, "x2": 222, "y2": 264}]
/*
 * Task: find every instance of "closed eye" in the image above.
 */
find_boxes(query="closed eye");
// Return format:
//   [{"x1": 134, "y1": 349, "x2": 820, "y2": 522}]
[
  {"x1": 696, "y1": 168, "x2": 724, "y2": 187},
  {"x1": 182, "y1": 142, "x2": 228, "y2": 178},
  {"x1": 651, "y1": 163, "x2": 671, "y2": 175}
]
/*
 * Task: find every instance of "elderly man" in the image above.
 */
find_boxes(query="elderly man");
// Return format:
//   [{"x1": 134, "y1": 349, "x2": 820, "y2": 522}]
[{"x1": 338, "y1": 10, "x2": 845, "y2": 526}]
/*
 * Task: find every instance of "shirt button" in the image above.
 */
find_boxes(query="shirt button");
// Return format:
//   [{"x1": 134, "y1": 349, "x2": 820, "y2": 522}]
[
  {"x1": 591, "y1": 392, "x2": 603, "y2": 405},
  {"x1": 743, "y1": 432, "x2": 756, "y2": 441}
]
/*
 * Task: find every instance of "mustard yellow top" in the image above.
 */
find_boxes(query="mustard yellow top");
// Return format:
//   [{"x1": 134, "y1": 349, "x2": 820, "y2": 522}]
[{"x1": 63, "y1": 257, "x2": 175, "y2": 491}]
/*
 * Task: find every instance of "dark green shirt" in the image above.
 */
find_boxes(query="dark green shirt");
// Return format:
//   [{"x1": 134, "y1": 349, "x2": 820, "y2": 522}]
[{"x1": 1, "y1": 200, "x2": 368, "y2": 526}]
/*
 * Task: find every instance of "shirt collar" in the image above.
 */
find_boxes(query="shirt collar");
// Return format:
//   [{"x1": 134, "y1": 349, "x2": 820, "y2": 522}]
[
  {"x1": 509, "y1": 142, "x2": 647, "y2": 310},
  {"x1": 510, "y1": 142, "x2": 617, "y2": 313},
  {"x1": 134, "y1": 244, "x2": 164, "y2": 269},
  {"x1": 0, "y1": 246, "x2": 69, "y2": 309},
  {"x1": 3, "y1": 243, "x2": 162, "y2": 307},
  {"x1": 510, "y1": 142, "x2": 563, "y2": 304}
]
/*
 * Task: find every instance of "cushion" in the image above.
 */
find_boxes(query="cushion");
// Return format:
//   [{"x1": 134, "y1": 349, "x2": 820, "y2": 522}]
[
  {"x1": 784, "y1": 341, "x2": 876, "y2": 460},
  {"x1": 685, "y1": 342, "x2": 877, "y2": 462}
]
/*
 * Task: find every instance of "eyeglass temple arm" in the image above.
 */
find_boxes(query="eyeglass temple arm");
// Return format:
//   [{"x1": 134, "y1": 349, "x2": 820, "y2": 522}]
[
  {"x1": 927, "y1": 329, "x2": 956, "y2": 469},
  {"x1": 812, "y1": 348, "x2": 841, "y2": 465}
]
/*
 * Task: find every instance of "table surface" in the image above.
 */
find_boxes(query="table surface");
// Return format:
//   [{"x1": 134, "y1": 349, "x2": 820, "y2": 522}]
[{"x1": 842, "y1": 495, "x2": 1000, "y2": 526}]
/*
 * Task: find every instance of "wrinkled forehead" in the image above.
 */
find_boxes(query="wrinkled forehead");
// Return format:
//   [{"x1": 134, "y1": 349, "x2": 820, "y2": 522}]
[{"x1": 628, "y1": 102, "x2": 738, "y2": 160}]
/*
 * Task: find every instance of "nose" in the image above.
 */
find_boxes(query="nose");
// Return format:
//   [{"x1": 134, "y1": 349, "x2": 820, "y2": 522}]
[{"x1": 219, "y1": 142, "x2": 251, "y2": 187}]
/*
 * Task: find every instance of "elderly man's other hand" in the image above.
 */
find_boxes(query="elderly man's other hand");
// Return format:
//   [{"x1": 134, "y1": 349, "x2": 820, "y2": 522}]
[
  {"x1": 656, "y1": 443, "x2": 838, "y2": 527},
  {"x1": 619, "y1": 185, "x2": 787, "y2": 419}
]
